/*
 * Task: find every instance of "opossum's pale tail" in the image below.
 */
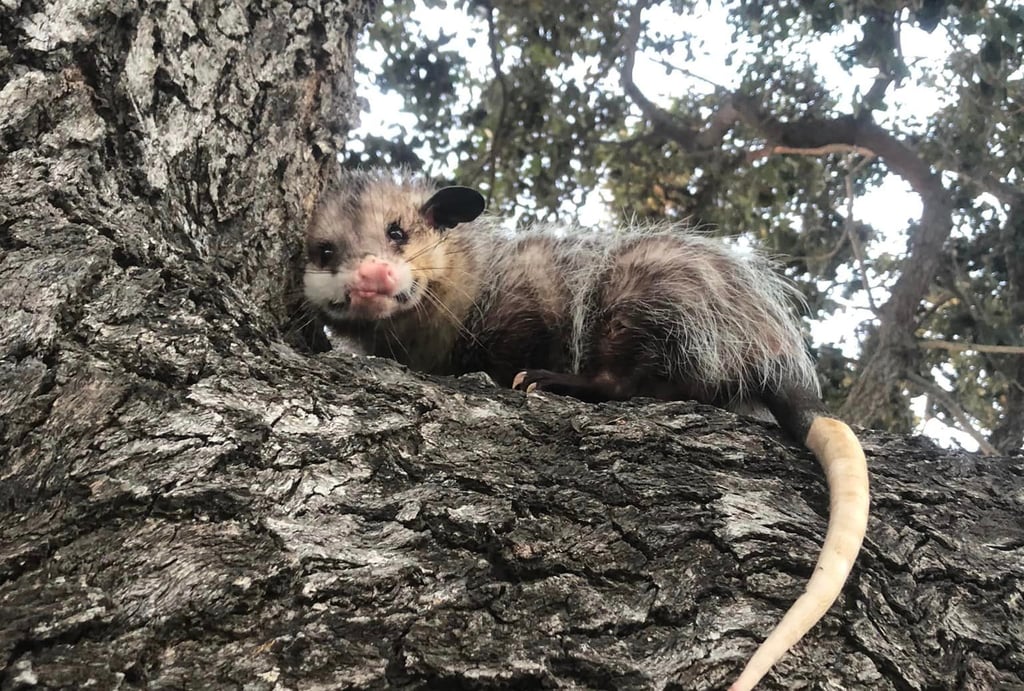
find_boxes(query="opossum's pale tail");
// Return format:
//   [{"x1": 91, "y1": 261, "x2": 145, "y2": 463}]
[{"x1": 729, "y1": 416, "x2": 869, "y2": 691}]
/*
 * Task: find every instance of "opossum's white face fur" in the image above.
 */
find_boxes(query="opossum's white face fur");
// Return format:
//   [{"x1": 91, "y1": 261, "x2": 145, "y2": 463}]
[{"x1": 304, "y1": 172, "x2": 484, "y2": 324}]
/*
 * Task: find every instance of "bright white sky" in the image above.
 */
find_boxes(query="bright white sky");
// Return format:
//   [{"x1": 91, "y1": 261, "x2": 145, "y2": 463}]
[{"x1": 350, "y1": 1, "x2": 985, "y2": 451}]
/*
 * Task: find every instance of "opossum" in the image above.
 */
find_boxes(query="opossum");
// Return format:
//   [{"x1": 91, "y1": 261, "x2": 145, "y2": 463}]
[{"x1": 303, "y1": 168, "x2": 869, "y2": 690}]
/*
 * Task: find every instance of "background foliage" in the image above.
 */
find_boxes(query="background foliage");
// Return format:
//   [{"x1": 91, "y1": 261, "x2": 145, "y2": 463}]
[{"x1": 347, "y1": 0, "x2": 1024, "y2": 454}]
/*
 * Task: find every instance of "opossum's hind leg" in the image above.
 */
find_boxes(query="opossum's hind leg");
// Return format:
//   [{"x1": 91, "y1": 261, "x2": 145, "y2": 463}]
[
  {"x1": 511, "y1": 369, "x2": 630, "y2": 403},
  {"x1": 728, "y1": 385, "x2": 870, "y2": 691}
]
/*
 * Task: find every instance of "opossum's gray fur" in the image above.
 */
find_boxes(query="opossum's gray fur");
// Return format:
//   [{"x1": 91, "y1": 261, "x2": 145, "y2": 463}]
[
  {"x1": 380, "y1": 174, "x2": 813, "y2": 398},
  {"x1": 546, "y1": 224, "x2": 818, "y2": 401},
  {"x1": 307, "y1": 169, "x2": 819, "y2": 405}
]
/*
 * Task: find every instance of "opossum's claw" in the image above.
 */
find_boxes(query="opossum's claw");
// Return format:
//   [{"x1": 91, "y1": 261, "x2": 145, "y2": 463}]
[
  {"x1": 512, "y1": 369, "x2": 568, "y2": 394},
  {"x1": 512, "y1": 369, "x2": 612, "y2": 402},
  {"x1": 510, "y1": 370, "x2": 545, "y2": 393}
]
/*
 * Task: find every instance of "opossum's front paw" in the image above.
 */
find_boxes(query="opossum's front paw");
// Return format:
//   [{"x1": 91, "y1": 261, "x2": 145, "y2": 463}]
[
  {"x1": 512, "y1": 369, "x2": 573, "y2": 395},
  {"x1": 512, "y1": 370, "x2": 610, "y2": 402}
]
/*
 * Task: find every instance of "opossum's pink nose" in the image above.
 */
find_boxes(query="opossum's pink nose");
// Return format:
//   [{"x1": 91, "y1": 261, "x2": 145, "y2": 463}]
[{"x1": 353, "y1": 257, "x2": 398, "y2": 296}]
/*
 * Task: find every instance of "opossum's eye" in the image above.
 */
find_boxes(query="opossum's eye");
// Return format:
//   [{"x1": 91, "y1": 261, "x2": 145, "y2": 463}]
[
  {"x1": 310, "y1": 241, "x2": 335, "y2": 267},
  {"x1": 386, "y1": 222, "x2": 408, "y2": 245}
]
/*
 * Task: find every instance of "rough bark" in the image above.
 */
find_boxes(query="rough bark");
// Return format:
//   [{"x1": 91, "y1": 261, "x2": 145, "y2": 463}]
[{"x1": 2, "y1": 2, "x2": 1024, "y2": 690}]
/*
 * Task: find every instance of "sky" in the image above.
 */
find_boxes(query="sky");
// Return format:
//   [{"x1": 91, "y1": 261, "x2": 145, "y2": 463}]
[{"x1": 348, "y1": 1, "x2": 984, "y2": 452}]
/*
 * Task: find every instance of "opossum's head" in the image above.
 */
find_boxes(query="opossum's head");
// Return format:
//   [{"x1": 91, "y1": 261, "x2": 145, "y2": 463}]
[{"x1": 304, "y1": 172, "x2": 485, "y2": 323}]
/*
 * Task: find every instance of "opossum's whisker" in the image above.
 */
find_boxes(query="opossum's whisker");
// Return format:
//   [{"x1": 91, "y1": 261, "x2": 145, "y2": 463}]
[
  {"x1": 405, "y1": 235, "x2": 452, "y2": 263},
  {"x1": 382, "y1": 324, "x2": 410, "y2": 362},
  {"x1": 412, "y1": 272, "x2": 478, "y2": 307}
]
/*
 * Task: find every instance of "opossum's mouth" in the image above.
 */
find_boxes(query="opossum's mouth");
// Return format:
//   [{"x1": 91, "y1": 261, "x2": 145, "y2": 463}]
[{"x1": 327, "y1": 280, "x2": 420, "y2": 321}]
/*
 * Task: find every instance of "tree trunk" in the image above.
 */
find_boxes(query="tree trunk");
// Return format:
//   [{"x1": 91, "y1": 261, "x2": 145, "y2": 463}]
[{"x1": 1, "y1": 2, "x2": 1023, "y2": 690}]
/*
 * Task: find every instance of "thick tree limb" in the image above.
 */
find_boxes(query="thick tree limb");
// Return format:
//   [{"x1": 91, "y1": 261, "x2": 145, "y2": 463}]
[{"x1": 1, "y1": 2, "x2": 1022, "y2": 690}]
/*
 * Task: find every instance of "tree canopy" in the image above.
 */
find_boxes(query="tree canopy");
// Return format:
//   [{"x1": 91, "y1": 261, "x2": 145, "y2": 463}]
[{"x1": 347, "y1": 0, "x2": 1024, "y2": 455}]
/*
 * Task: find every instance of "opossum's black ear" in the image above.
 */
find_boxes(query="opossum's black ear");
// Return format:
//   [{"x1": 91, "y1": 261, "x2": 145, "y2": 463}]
[{"x1": 420, "y1": 186, "x2": 486, "y2": 229}]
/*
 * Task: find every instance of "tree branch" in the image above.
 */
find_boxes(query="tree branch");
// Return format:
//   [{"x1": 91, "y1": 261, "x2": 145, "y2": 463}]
[
  {"x1": 918, "y1": 340, "x2": 1024, "y2": 356},
  {"x1": 619, "y1": 0, "x2": 700, "y2": 149},
  {"x1": 748, "y1": 143, "x2": 877, "y2": 161},
  {"x1": 858, "y1": 75, "x2": 894, "y2": 117},
  {"x1": 905, "y1": 373, "x2": 1000, "y2": 456}
]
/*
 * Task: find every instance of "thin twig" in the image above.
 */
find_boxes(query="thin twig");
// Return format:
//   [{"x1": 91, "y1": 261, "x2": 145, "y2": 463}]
[{"x1": 649, "y1": 57, "x2": 727, "y2": 90}]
